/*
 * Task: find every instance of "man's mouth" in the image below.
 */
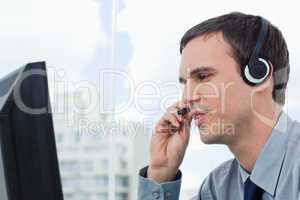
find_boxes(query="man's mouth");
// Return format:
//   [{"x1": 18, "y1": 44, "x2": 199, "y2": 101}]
[
  {"x1": 194, "y1": 114, "x2": 207, "y2": 126},
  {"x1": 191, "y1": 108, "x2": 209, "y2": 126}
]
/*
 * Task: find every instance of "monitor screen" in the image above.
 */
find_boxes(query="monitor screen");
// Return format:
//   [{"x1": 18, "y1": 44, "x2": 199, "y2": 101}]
[{"x1": 0, "y1": 62, "x2": 64, "y2": 200}]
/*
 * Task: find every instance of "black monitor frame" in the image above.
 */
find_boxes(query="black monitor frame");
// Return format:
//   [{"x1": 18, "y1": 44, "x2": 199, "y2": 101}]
[{"x1": 0, "y1": 62, "x2": 64, "y2": 200}]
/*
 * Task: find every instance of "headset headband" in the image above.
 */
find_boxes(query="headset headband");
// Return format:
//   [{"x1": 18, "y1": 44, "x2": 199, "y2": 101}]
[{"x1": 248, "y1": 17, "x2": 268, "y2": 67}]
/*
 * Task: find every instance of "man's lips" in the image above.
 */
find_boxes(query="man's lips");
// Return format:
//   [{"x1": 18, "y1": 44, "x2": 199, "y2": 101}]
[
  {"x1": 194, "y1": 114, "x2": 207, "y2": 126},
  {"x1": 191, "y1": 109, "x2": 208, "y2": 118},
  {"x1": 191, "y1": 109, "x2": 209, "y2": 126}
]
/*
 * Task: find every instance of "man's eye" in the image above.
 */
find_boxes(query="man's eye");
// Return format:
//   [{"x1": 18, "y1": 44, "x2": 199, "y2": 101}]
[{"x1": 197, "y1": 74, "x2": 209, "y2": 80}]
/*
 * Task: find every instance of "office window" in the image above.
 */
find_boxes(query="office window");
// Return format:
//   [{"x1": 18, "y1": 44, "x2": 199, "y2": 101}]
[
  {"x1": 60, "y1": 161, "x2": 79, "y2": 174},
  {"x1": 118, "y1": 159, "x2": 127, "y2": 170},
  {"x1": 96, "y1": 193, "x2": 108, "y2": 200},
  {"x1": 116, "y1": 192, "x2": 128, "y2": 200},
  {"x1": 95, "y1": 176, "x2": 108, "y2": 187},
  {"x1": 99, "y1": 159, "x2": 108, "y2": 170},
  {"x1": 82, "y1": 161, "x2": 94, "y2": 172},
  {"x1": 76, "y1": 192, "x2": 90, "y2": 200},
  {"x1": 116, "y1": 176, "x2": 129, "y2": 188}
]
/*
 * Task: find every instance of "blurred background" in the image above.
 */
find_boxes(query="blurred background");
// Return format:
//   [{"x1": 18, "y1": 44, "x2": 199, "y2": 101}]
[{"x1": 0, "y1": 0, "x2": 299, "y2": 199}]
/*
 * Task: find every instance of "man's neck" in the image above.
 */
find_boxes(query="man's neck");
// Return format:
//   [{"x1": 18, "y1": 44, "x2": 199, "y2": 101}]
[{"x1": 228, "y1": 105, "x2": 282, "y2": 173}]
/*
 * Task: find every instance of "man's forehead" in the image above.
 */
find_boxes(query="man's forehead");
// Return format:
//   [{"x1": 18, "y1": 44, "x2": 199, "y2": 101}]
[
  {"x1": 179, "y1": 43, "x2": 235, "y2": 79},
  {"x1": 179, "y1": 32, "x2": 233, "y2": 70}
]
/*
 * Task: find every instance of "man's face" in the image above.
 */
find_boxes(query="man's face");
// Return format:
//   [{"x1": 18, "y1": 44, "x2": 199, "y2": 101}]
[{"x1": 179, "y1": 32, "x2": 253, "y2": 144}]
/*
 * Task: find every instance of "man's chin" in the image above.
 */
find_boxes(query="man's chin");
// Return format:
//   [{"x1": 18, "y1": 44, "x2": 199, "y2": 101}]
[
  {"x1": 199, "y1": 129, "x2": 214, "y2": 144},
  {"x1": 198, "y1": 129, "x2": 224, "y2": 144}
]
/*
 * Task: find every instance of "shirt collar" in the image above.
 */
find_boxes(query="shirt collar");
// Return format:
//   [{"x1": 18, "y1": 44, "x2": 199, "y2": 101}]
[
  {"x1": 239, "y1": 163, "x2": 250, "y2": 183},
  {"x1": 238, "y1": 110, "x2": 294, "y2": 196}
]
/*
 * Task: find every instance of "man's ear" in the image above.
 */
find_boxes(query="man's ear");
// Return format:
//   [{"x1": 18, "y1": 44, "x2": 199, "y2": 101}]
[{"x1": 252, "y1": 60, "x2": 274, "y2": 92}]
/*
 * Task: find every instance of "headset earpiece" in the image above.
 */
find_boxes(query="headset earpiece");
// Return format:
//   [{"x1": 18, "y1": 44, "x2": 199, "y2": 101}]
[
  {"x1": 242, "y1": 17, "x2": 271, "y2": 86},
  {"x1": 244, "y1": 58, "x2": 270, "y2": 86}
]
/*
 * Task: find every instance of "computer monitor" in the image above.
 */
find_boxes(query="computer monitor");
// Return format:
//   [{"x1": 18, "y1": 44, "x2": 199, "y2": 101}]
[{"x1": 0, "y1": 62, "x2": 64, "y2": 200}]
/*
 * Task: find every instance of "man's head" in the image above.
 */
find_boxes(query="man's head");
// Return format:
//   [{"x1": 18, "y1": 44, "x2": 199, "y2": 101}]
[{"x1": 179, "y1": 12, "x2": 290, "y2": 144}]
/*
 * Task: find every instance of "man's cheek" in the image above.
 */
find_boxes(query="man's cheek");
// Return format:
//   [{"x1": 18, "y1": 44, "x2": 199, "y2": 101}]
[{"x1": 218, "y1": 81, "x2": 236, "y2": 114}]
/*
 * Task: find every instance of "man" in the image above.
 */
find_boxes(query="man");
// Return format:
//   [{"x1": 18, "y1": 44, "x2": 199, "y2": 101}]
[{"x1": 137, "y1": 12, "x2": 300, "y2": 200}]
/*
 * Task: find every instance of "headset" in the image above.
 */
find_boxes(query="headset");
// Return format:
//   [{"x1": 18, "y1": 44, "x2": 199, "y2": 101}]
[{"x1": 242, "y1": 17, "x2": 271, "y2": 86}]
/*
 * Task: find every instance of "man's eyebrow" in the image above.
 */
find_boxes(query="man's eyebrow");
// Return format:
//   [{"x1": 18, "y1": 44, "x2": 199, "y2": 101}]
[
  {"x1": 189, "y1": 66, "x2": 216, "y2": 76},
  {"x1": 179, "y1": 66, "x2": 216, "y2": 84}
]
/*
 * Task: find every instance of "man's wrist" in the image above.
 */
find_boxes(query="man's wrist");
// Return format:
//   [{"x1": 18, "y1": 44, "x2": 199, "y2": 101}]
[{"x1": 140, "y1": 166, "x2": 181, "y2": 183}]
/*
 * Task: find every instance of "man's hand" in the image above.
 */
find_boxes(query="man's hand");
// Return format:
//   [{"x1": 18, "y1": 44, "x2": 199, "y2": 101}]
[{"x1": 147, "y1": 101, "x2": 192, "y2": 182}]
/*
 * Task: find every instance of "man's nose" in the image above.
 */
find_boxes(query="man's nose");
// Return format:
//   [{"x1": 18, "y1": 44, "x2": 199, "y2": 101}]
[{"x1": 182, "y1": 81, "x2": 200, "y2": 104}]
